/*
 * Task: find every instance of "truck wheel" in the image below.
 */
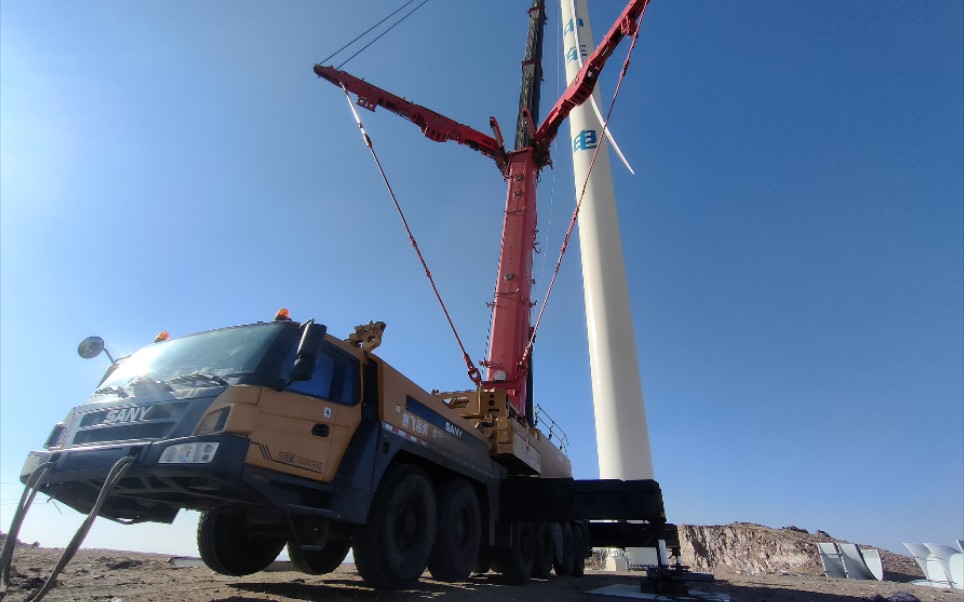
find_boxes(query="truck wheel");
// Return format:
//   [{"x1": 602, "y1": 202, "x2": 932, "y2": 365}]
[
  {"x1": 496, "y1": 521, "x2": 535, "y2": 584},
  {"x1": 531, "y1": 522, "x2": 554, "y2": 579},
  {"x1": 197, "y1": 509, "x2": 285, "y2": 576},
  {"x1": 571, "y1": 523, "x2": 586, "y2": 577},
  {"x1": 288, "y1": 537, "x2": 352, "y2": 575},
  {"x1": 353, "y1": 463, "x2": 437, "y2": 590},
  {"x1": 427, "y1": 479, "x2": 481, "y2": 582},
  {"x1": 553, "y1": 522, "x2": 574, "y2": 576}
]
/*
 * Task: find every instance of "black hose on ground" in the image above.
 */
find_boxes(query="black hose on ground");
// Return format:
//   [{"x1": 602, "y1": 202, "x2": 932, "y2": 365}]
[
  {"x1": 0, "y1": 456, "x2": 134, "y2": 602},
  {"x1": 0, "y1": 462, "x2": 53, "y2": 597}
]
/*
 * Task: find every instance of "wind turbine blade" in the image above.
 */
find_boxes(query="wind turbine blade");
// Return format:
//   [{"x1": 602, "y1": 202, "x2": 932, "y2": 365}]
[
  {"x1": 589, "y1": 95, "x2": 635, "y2": 175},
  {"x1": 569, "y1": 0, "x2": 634, "y2": 175}
]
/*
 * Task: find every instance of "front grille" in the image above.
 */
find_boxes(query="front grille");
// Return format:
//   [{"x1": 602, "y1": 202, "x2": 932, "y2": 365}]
[
  {"x1": 72, "y1": 422, "x2": 171, "y2": 445},
  {"x1": 79, "y1": 402, "x2": 184, "y2": 427},
  {"x1": 69, "y1": 401, "x2": 188, "y2": 446}
]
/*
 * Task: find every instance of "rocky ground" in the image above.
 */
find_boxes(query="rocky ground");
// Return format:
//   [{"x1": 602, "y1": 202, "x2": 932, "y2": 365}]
[
  {"x1": 676, "y1": 523, "x2": 924, "y2": 579},
  {"x1": 1, "y1": 524, "x2": 960, "y2": 602}
]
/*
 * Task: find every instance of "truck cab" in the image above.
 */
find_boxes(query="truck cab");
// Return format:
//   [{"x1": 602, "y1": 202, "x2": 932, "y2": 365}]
[{"x1": 25, "y1": 319, "x2": 363, "y2": 520}]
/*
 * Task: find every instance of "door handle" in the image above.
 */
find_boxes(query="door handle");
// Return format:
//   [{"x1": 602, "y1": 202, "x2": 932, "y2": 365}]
[{"x1": 312, "y1": 424, "x2": 330, "y2": 437}]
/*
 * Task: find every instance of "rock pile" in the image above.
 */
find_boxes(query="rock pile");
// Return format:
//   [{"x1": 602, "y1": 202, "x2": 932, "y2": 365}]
[{"x1": 676, "y1": 523, "x2": 922, "y2": 579}]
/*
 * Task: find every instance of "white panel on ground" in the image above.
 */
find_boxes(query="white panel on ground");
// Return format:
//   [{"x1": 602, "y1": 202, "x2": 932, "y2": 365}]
[
  {"x1": 858, "y1": 547, "x2": 884, "y2": 581},
  {"x1": 816, "y1": 542, "x2": 847, "y2": 579},
  {"x1": 836, "y1": 542, "x2": 875, "y2": 580},
  {"x1": 625, "y1": 547, "x2": 659, "y2": 568},
  {"x1": 605, "y1": 554, "x2": 629, "y2": 572}
]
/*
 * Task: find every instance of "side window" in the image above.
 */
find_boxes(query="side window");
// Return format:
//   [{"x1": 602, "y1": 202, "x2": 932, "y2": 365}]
[
  {"x1": 287, "y1": 353, "x2": 334, "y2": 400},
  {"x1": 327, "y1": 346, "x2": 360, "y2": 405},
  {"x1": 280, "y1": 343, "x2": 359, "y2": 406}
]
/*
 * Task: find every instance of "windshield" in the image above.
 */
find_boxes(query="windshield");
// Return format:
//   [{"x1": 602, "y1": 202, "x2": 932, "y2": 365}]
[{"x1": 96, "y1": 322, "x2": 288, "y2": 394}]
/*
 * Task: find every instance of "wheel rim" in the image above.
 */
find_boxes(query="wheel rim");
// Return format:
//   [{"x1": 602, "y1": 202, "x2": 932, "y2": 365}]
[
  {"x1": 453, "y1": 508, "x2": 470, "y2": 546},
  {"x1": 395, "y1": 496, "x2": 424, "y2": 550}
]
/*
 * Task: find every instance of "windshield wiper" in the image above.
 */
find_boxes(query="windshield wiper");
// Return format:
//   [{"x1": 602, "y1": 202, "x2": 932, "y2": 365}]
[
  {"x1": 168, "y1": 372, "x2": 229, "y2": 387},
  {"x1": 92, "y1": 385, "x2": 129, "y2": 398}
]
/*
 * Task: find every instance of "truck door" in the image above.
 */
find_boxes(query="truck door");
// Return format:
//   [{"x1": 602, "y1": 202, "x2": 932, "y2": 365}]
[{"x1": 247, "y1": 343, "x2": 362, "y2": 483}]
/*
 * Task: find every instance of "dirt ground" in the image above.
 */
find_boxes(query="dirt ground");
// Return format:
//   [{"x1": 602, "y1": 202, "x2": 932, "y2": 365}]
[{"x1": 1, "y1": 544, "x2": 961, "y2": 602}]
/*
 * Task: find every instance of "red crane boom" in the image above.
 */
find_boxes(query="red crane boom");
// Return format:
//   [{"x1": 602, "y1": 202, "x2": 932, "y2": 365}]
[{"x1": 313, "y1": 66, "x2": 508, "y2": 174}]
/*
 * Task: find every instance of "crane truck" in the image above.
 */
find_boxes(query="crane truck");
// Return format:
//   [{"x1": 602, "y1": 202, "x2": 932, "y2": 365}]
[{"x1": 4, "y1": 0, "x2": 679, "y2": 593}]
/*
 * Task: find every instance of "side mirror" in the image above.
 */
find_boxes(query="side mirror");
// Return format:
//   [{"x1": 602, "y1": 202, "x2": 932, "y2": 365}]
[
  {"x1": 78, "y1": 336, "x2": 116, "y2": 364},
  {"x1": 289, "y1": 356, "x2": 316, "y2": 383},
  {"x1": 281, "y1": 321, "x2": 327, "y2": 388},
  {"x1": 297, "y1": 321, "x2": 326, "y2": 362},
  {"x1": 78, "y1": 336, "x2": 105, "y2": 359}
]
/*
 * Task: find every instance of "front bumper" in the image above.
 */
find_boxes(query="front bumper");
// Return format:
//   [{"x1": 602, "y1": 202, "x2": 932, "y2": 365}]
[{"x1": 19, "y1": 435, "x2": 371, "y2": 524}]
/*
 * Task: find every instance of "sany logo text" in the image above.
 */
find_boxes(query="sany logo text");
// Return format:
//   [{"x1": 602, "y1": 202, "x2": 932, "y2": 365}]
[{"x1": 104, "y1": 406, "x2": 152, "y2": 424}]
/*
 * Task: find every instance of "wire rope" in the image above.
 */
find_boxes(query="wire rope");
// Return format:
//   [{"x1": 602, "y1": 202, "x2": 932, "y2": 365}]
[
  {"x1": 336, "y1": 0, "x2": 431, "y2": 69},
  {"x1": 535, "y1": 5, "x2": 564, "y2": 314},
  {"x1": 319, "y1": 0, "x2": 419, "y2": 65},
  {"x1": 337, "y1": 85, "x2": 482, "y2": 386}
]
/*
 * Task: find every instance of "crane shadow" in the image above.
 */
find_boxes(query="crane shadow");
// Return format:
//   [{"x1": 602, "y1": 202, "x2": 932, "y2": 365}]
[{"x1": 230, "y1": 571, "x2": 923, "y2": 602}]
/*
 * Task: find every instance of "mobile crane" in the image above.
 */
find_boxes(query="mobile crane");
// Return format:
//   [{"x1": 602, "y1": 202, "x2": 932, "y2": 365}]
[{"x1": 2, "y1": 0, "x2": 679, "y2": 596}]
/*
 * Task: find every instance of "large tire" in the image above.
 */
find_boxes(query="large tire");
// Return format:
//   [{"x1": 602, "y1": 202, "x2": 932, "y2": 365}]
[
  {"x1": 532, "y1": 522, "x2": 554, "y2": 579},
  {"x1": 571, "y1": 523, "x2": 586, "y2": 577},
  {"x1": 353, "y1": 464, "x2": 437, "y2": 590},
  {"x1": 553, "y1": 522, "x2": 574, "y2": 576},
  {"x1": 427, "y1": 479, "x2": 482, "y2": 582},
  {"x1": 496, "y1": 522, "x2": 535, "y2": 584},
  {"x1": 197, "y1": 509, "x2": 285, "y2": 576},
  {"x1": 288, "y1": 537, "x2": 352, "y2": 575}
]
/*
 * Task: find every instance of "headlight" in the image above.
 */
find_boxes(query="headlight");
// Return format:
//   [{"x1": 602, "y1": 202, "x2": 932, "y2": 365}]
[{"x1": 158, "y1": 442, "x2": 219, "y2": 464}]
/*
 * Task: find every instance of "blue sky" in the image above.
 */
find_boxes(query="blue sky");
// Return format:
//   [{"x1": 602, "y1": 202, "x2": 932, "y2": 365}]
[{"x1": 1, "y1": 1, "x2": 961, "y2": 558}]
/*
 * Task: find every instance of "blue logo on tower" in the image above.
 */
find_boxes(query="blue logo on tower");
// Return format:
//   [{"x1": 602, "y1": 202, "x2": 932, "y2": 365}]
[{"x1": 573, "y1": 129, "x2": 598, "y2": 152}]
